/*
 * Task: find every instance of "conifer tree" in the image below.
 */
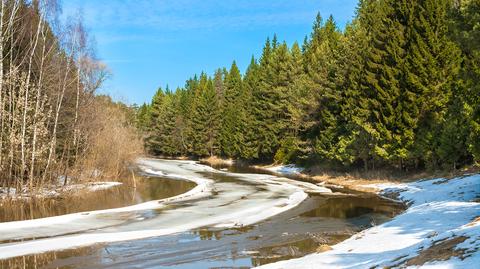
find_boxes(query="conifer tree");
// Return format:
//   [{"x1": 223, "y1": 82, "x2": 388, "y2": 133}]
[
  {"x1": 407, "y1": 0, "x2": 462, "y2": 168},
  {"x1": 136, "y1": 103, "x2": 151, "y2": 132},
  {"x1": 449, "y1": 0, "x2": 480, "y2": 162},
  {"x1": 242, "y1": 56, "x2": 261, "y2": 159},
  {"x1": 191, "y1": 76, "x2": 221, "y2": 156},
  {"x1": 158, "y1": 89, "x2": 180, "y2": 155},
  {"x1": 146, "y1": 88, "x2": 166, "y2": 155},
  {"x1": 303, "y1": 14, "x2": 345, "y2": 164},
  {"x1": 219, "y1": 61, "x2": 245, "y2": 157}
]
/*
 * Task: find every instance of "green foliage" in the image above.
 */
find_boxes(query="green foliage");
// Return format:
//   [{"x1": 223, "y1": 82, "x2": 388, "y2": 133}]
[
  {"x1": 449, "y1": 0, "x2": 480, "y2": 163},
  {"x1": 219, "y1": 61, "x2": 246, "y2": 157},
  {"x1": 191, "y1": 75, "x2": 221, "y2": 156}
]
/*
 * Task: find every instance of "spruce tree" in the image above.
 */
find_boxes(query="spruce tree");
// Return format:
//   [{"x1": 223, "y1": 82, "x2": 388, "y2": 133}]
[
  {"x1": 251, "y1": 38, "x2": 275, "y2": 159},
  {"x1": 407, "y1": 0, "x2": 462, "y2": 168},
  {"x1": 191, "y1": 75, "x2": 221, "y2": 156},
  {"x1": 303, "y1": 15, "x2": 346, "y2": 164},
  {"x1": 146, "y1": 87, "x2": 166, "y2": 155},
  {"x1": 449, "y1": 0, "x2": 480, "y2": 163},
  {"x1": 219, "y1": 61, "x2": 245, "y2": 157},
  {"x1": 242, "y1": 56, "x2": 261, "y2": 159}
]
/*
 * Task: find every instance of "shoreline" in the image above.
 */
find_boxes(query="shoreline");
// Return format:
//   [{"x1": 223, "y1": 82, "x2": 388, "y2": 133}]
[
  {"x1": 0, "y1": 181, "x2": 124, "y2": 201},
  {"x1": 199, "y1": 155, "x2": 479, "y2": 195}
]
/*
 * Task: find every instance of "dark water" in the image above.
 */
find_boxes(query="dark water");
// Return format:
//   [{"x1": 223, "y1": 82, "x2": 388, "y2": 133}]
[
  {"x1": 0, "y1": 175, "x2": 196, "y2": 222},
  {"x1": 0, "y1": 163, "x2": 404, "y2": 269}
]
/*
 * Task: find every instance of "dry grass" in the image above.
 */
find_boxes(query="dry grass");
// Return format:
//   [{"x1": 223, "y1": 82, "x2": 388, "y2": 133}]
[
  {"x1": 316, "y1": 244, "x2": 333, "y2": 253},
  {"x1": 306, "y1": 166, "x2": 477, "y2": 193},
  {"x1": 465, "y1": 216, "x2": 480, "y2": 227},
  {"x1": 255, "y1": 163, "x2": 480, "y2": 194},
  {"x1": 73, "y1": 97, "x2": 144, "y2": 184},
  {"x1": 200, "y1": 156, "x2": 234, "y2": 166}
]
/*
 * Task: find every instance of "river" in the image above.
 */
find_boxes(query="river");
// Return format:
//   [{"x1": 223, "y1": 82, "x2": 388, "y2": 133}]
[{"x1": 0, "y1": 158, "x2": 403, "y2": 269}]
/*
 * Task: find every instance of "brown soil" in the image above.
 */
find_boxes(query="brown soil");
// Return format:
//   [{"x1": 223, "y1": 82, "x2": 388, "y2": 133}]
[{"x1": 404, "y1": 236, "x2": 469, "y2": 266}]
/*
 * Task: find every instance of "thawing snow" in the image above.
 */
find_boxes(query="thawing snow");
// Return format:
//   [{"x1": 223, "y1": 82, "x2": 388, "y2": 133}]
[
  {"x1": 265, "y1": 164, "x2": 304, "y2": 175},
  {"x1": 0, "y1": 181, "x2": 123, "y2": 200},
  {"x1": 62, "y1": 181, "x2": 123, "y2": 192},
  {"x1": 256, "y1": 174, "x2": 480, "y2": 269},
  {"x1": 0, "y1": 158, "x2": 330, "y2": 259}
]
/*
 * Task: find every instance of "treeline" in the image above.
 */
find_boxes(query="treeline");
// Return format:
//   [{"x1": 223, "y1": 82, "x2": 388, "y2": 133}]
[
  {"x1": 0, "y1": 0, "x2": 142, "y2": 191},
  {"x1": 138, "y1": 0, "x2": 480, "y2": 171}
]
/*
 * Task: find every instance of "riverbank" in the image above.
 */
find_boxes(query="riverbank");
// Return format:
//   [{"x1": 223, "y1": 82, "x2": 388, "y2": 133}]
[
  {"x1": 200, "y1": 156, "x2": 479, "y2": 194},
  {"x1": 254, "y1": 163, "x2": 411, "y2": 194},
  {"x1": 256, "y1": 173, "x2": 480, "y2": 268},
  {"x1": 0, "y1": 181, "x2": 123, "y2": 201}
]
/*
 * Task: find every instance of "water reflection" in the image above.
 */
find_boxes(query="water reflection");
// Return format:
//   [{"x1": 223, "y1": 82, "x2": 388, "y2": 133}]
[{"x1": 0, "y1": 175, "x2": 196, "y2": 222}]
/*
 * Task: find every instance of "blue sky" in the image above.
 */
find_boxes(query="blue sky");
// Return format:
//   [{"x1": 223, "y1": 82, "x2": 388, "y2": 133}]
[{"x1": 62, "y1": 0, "x2": 358, "y2": 105}]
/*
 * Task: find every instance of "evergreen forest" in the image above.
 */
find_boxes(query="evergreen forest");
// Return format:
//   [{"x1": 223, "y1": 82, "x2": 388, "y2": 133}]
[{"x1": 137, "y1": 0, "x2": 480, "y2": 171}]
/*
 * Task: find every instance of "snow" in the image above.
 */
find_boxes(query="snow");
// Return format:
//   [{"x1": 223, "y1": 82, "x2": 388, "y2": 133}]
[
  {"x1": 265, "y1": 164, "x2": 304, "y2": 175},
  {"x1": 0, "y1": 181, "x2": 123, "y2": 200},
  {"x1": 0, "y1": 158, "x2": 330, "y2": 259},
  {"x1": 62, "y1": 181, "x2": 123, "y2": 192},
  {"x1": 255, "y1": 174, "x2": 480, "y2": 269}
]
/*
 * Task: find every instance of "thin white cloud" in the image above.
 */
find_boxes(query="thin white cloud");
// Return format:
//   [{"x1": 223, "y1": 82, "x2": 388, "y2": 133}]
[{"x1": 64, "y1": 0, "x2": 356, "y2": 31}]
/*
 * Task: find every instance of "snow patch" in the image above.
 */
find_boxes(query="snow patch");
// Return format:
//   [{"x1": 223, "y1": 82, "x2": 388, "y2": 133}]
[{"x1": 265, "y1": 164, "x2": 304, "y2": 175}]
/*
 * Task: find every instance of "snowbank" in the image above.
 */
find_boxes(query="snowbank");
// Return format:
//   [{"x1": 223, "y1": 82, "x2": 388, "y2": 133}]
[
  {"x1": 256, "y1": 174, "x2": 480, "y2": 268},
  {"x1": 0, "y1": 181, "x2": 123, "y2": 200}
]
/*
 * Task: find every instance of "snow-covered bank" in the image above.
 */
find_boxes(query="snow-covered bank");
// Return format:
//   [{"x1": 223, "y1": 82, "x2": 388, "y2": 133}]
[
  {"x1": 256, "y1": 174, "x2": 480, "y2": 268},
  {"x1": 0, "y1": 181, "x2": 123, "y2": 200},
  {"x1": 264, "y1": 164, "x2": 304, "y2": 175},
  {"x1": 0, "y1": 158, "x2": 330, "y2": 259}
]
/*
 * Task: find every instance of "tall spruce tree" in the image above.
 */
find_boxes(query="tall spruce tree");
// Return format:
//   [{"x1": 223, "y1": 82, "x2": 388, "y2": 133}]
[
  {"x1": 449, "y1": 0, "x2": 480, "y2": 163},
  {"x1": 219, "y1": 61, "x2": 245, "y2": 157},
  {"x1": 303, "y1": 14, "x2": 346, "y2": 164},
  {"x1": 242, "y1": 56, "x2": 261, "y2": 159},
  {"x1": 191, "y1": 75, "x2": 221, "y2": 156},
  {"x1": 407, "y1": 0, "x2": 462, "y2": 169},
  {"x1": 146, "y1": 87, "x2": 166, "y2": 155},
  {"x1": 251, "y1": 38, "x2": 276, "y2": 159}
]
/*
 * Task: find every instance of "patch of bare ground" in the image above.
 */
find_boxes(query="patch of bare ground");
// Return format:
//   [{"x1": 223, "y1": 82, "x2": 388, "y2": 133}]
[
  {"x1": 145, "y1": 155, "x2": 190, "y2": 161},
  {"x1": 465, "y1": 216, "x2": 480, "y2": 227},
  {"x1": 199, "y1": 156, "x2": 234, "y2": 166},
  {"x1": 402, "y1": 236, "x2": 469, "y2": 266},
  {"x1": 316, "y1": 244, "x2": 333, "y2": 253}
]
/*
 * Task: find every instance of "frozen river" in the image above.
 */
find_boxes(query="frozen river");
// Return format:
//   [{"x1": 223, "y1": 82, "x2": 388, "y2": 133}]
[{"x1": 0, "y1": 158, "x2": 402, "y2": 268}]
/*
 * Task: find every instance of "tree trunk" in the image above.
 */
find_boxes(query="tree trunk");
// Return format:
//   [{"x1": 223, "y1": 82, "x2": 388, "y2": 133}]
[
  {"x1": 30, "y1": 22, "x2": 48, "y2": 187},
  {"x1": 43, "y1": 25, "x2": 78, "y2": 185},
  {"x1": 23, "y1": 9, "x2": 44, "y2": 188}
]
